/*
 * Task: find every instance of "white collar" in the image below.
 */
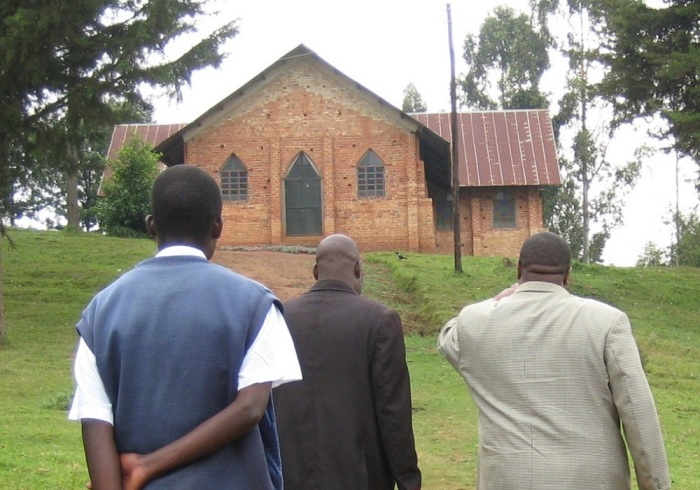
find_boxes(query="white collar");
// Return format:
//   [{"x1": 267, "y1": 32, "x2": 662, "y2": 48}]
[{"x1": 155, "y1": 245, "x2": 206, "y2": 259}]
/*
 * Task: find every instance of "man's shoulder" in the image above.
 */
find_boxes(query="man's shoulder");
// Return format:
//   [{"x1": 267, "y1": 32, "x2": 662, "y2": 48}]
[
  {"x1": 569, "y1": 293, "x2": 628, "y2": 317},
  {"x1": 286, "y1": 289, "x2": 395, "y2": 315},
  {"x1": 458, "y1": 297, "x2": 499, "y2": 314},
  {"x1": 195, "y1": 261, "x2": 272, "y2": 291}
]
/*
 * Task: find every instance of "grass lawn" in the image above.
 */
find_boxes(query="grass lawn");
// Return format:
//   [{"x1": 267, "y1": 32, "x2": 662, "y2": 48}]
[{"x1": 1, "y1": 230, "x2": 698, "y2": 489}]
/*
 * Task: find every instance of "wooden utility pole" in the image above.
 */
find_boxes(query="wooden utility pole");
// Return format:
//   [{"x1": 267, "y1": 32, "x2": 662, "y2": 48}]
[
  {"x1": 675, "y1": 148, "x2": 680, "y2": 266},
  {"x1": 447, "y1": 3, "x2": 463, "y2": 272}
]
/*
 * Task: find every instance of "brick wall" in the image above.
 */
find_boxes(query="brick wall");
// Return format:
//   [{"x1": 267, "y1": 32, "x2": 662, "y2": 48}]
[
  {"x1": 183, "y1": 58, "x2": 436, "y2": 252},
  {"x1": 433, "y1": 187, "x2": 548, "y2": 258},
  {"x1": 181, "y1": 56, "x2": 546, "y2": 255}
]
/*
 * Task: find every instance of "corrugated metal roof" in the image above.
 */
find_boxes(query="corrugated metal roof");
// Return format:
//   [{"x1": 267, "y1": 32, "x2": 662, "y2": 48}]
[
  {"x1": 412, "y1": 110, "x2": 560, "y2": 187},
  {"x1": 103, "y1": 111, "x2": 560, "y2": 191},
  {"x1": 106, "y1": 123, "x2": 186, "y2": 160}
]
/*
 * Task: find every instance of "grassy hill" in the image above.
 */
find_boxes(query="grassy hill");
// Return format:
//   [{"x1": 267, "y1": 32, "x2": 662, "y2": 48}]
[{"x1": 1, "y1": 229, "x2": 697, "y2": 489}]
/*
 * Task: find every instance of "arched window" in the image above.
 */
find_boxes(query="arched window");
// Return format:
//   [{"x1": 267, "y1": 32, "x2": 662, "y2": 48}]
[
  {"x1": 493, "y1": 189, "x2": 516, "y2": 228},
  {"x1": 357, "y1": 150, "x2": 385, "y2": 197},
  {"x1": 220, "y1": 155, "x2": 248, "y2": 201}
]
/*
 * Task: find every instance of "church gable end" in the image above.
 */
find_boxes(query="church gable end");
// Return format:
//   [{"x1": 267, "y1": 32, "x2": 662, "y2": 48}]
[
  {"x1": 182, "y1": 53, "x2": 430, "y2": 251},
  {"x1": 103, "y1": 45, "x2": 559, "y2": 256}
]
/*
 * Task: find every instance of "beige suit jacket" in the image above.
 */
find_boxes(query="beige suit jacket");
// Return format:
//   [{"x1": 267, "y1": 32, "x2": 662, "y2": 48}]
[{"x1": 438, "y1": 281, "x2": 671, "y2": 490}]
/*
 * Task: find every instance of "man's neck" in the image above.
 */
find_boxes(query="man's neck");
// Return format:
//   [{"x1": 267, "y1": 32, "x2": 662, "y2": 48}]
[{"x1": 520, "y1": 272, "x2": 566, "y2": 287}]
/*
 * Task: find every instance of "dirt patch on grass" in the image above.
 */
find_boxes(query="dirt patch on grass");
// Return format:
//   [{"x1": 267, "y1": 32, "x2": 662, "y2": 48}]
[
  {"x1": 212, "y1": 249, "x2": 425, "y2": 334},
  {"x1": 212, "y1": 250, "x2": 316, "y2": 302}
]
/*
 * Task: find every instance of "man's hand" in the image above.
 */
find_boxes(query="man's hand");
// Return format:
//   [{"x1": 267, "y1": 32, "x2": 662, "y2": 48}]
[
  {"x1": 494, "y1": 283, "x2": 518, "y2": 300},
  {"x1": 120, "y1": 453, "x2": 150, "y2": 490},
  {"x1": 85, "y1": 453, "x2": 150, "y2": 490}
]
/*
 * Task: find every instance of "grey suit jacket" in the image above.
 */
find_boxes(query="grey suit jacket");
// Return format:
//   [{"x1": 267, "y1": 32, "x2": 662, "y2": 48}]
[{"x1": 438, "y1": 281, "x2": 671, "y2": 490}]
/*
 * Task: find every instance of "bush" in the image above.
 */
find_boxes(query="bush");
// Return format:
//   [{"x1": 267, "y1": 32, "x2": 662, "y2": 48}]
[{"x1": 95, "y1": 139, "x2": 160, "y2": 236}]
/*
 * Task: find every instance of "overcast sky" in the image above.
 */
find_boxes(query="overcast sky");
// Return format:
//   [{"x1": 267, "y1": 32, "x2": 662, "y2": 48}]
[{"x1": 148, "y1": 0, "x2": 699, "y2": 266}]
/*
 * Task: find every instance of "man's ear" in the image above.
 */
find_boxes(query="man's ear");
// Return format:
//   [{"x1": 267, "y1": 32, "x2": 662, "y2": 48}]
[
  {"x1": 212, "y1": 217, "x2": 223, "y2": 239},
  {"x1": 312, "y1": 263, "x2": 319, "y2": 280},
  {"x1": 517, "y1": 260, "x2": 523, "y2": 280},
  {"x1": 563, "y1": 266, "x2": 571, "y2": 286},
  {"x1": 354, "y1": 260, "x2": 362, "y2": 279},
  {"x1": 145, "y1": 215, "x2": 156, "y2": 237}
]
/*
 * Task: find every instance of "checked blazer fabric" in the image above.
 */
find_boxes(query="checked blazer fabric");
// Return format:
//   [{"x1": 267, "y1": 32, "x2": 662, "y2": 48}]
[{"x1": 438, "y1": 281, "x2": 671, "y2": 490}]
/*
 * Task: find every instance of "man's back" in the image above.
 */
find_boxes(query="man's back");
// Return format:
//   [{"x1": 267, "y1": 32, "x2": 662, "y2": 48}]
[
  {"x1": 79, "y1": 256, "x2": 277, "y2": 488},
  {"x1": 274, "y1": 279, "x2": 421, "y2": 490},
  {"x1": 440, "y1": 281, "x2": 670, "y2": 489}
]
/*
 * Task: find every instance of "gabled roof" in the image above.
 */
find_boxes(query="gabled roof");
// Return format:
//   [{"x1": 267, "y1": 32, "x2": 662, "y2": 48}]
[
  {"x1": 152, "y1": 44, "x2": 449, "y2": 173},
  {"x1": 103, "y1": 46, "x2": 560, "y2": 190},
  {"x1": 412, "y1": 110, "x2": 560, "y2": 187}
]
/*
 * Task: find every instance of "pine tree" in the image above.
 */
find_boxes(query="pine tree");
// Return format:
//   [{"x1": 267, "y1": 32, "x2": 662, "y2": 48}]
[
  {"x1": 0, "y1": 0, "x2": 238, "y2": 342},
  {"x1": 402, "y1": 83, "x2": 427, "y2": 113}
]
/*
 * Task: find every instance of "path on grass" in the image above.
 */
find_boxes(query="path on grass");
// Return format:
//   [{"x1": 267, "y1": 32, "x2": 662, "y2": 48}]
[
  {"x1": 213, "y1": 248, "x2": 420, "y2": 332},
  {"x1": 213, "y1": 250, "x2": 316, "y2": 302}
]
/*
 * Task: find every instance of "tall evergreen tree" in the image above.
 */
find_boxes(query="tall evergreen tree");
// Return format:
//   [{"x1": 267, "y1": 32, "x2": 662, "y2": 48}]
[
  {"x1": 0, "y1": 0, "x2": 238, "y2": 341},
  {"x1": 1, "y1": 0, "x2": 238, "y2": 230},
  {"x1": 597, "y1": 0, "x2": 700, "y2": 167}
]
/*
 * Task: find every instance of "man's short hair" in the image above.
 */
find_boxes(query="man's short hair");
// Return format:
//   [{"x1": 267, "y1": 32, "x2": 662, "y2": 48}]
[
  {"x1": 519, "y1": 232, "x2": 571, "y2": 273},
  {"x1": 151, "y1": 164, "x2": 222, "y2": 240}
]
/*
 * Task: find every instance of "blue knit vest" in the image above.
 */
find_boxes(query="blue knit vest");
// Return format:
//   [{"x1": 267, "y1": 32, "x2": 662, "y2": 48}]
[{"x1": 78, "y1": 255, "x2": 279, "y2": 489}]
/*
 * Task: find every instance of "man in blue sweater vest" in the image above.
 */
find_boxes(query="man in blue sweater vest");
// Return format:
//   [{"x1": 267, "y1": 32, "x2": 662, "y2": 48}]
[{"x1": 69, "y1": 164, "x2": 301, "y2": 489}]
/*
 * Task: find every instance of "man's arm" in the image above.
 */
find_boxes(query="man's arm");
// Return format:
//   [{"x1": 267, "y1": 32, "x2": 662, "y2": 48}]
[
  {"x1": 121, "y1": 382, "x2": 272, "y2": 487},
  {"x1": 371, "y1": 309, "x2": 421, "y2": 490},
  {"x1": 120, "y1": 304, "x2": 300, "y2": 489},
  {"x1": 82, "y1": 419, "x2": 122, "y2": 490},
  {"x1": 437, "y1": 317, "x2": 461, "y2": 371},
  {"x1": 605, "y1": 315, "x2": 672, "y2": 490}
]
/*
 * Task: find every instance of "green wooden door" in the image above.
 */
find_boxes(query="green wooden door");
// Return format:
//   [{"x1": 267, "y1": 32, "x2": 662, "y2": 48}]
[{"x1": 285, "y1": 154, "x2": 322, "y2": 236}]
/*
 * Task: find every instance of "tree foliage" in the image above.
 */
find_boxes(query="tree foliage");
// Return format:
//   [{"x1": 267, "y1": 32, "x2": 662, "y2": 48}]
[
  {"x1": 6, "y1": 101, "x2": 150, "y2": 231},
  {"x1": 95, "y1": 139, "x2": 159, "y2": 238},
  {"x1": 0, "y1": 0, "x2": 238, "y2": 341},
  {"x1": 0, "y1": 0, "x2": 239, "y2": 230},
  {"x1": 533, "y1": 0, "x2": 643, "y2": 263},
  {"x1": 597, "y1": 0, "x2": 700, "y2": 166},
  {"x1": 670, "y1": 211, "x2": 700, "y2": 267},
  {"x1": 402, "y1": 83, "x2": 427, "y2": 113},
  {"x1": 636, "y1": 241, "x2": 667, "y2": 268},
  {"x1": 636, "y1": 211, "x2": 700, "y2": 268},
  {"x1": 460, "y1": 6, "x2": 550, "y2": 110},
  {"x1": 542, "y1": 159, "x2": 616, "y2": 264}
]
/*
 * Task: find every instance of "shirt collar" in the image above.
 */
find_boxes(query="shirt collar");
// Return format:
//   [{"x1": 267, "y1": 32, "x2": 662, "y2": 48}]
[
  {"x1": 515, "y1": 281, "x2": 569, "y2": 295},
  {"x1": 310, "y1": 279, "x2": 358, "y2": 294},
  {"x1": 155, "y1": 245, "x2": 206, "y2": 259}
]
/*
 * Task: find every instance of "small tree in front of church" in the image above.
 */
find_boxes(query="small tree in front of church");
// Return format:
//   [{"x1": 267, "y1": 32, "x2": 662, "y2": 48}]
[{"x1": 95, "y1": 139, "x2": 159, "y2": 238}]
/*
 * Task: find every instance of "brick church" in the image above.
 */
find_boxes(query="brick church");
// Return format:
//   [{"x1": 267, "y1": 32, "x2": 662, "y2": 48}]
[{"x1": 105, "y1": 44, "x2": 560, "y2": 257}]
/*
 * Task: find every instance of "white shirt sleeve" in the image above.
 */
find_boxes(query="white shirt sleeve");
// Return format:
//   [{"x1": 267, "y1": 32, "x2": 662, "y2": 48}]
[
  {"x1": 238, "y1": 304, "x2": 302, "y2": 390},
  {"x1": 68, "y1": 338, "x2": 114, "y2": 424},
  {"x1": 69, "y1": 304, "x2": 302, "y2": 422}
]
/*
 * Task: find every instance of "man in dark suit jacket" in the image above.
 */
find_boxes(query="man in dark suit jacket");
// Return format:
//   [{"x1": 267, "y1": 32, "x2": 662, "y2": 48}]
[{"x1": 273, "y1": 234, "x2": 421, "y2": 490}]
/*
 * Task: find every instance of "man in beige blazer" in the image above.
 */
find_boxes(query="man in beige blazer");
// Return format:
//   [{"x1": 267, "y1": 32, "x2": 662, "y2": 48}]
[{"x1": 438, "y1": 232, "x2": 671, "y2": 490}]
